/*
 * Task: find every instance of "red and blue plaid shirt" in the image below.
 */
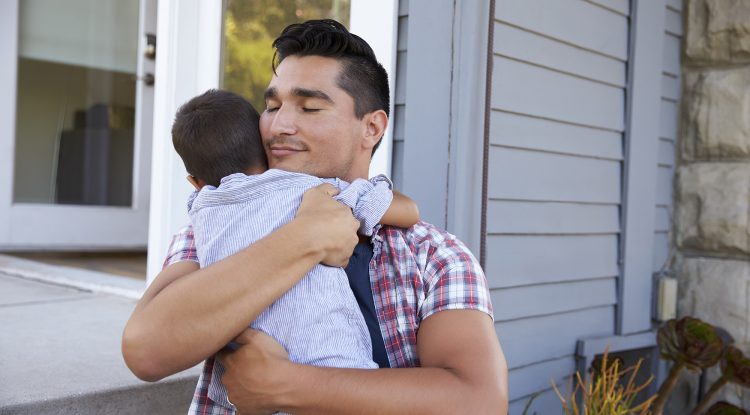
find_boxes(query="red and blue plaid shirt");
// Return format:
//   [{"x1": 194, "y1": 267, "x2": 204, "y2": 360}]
[{"x1": 163, "y1": 221, "x2": 493, "y2": 414}]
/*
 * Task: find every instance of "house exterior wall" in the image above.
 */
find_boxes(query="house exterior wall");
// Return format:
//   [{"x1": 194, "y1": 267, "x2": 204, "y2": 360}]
[
  {"x1": 654, "y1": 0, "x2": 683, "y2": 278},
  {"x1": 393, "y1": 1, "x2": 683, "y2": 413},
  {"x1": 489, "y1": 1, "x2": 629, "y2": 412},
  {"x1": 391, "y1": 0, "x2": 408, "y2": 192},
  {"x1": 673, "y1": 0, "x2": 750, "y2": 411}
]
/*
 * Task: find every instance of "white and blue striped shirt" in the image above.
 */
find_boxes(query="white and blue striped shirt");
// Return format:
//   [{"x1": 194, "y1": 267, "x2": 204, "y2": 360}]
[{"x1": 187, "y1": 169, "x2": 391, "y2": 411}]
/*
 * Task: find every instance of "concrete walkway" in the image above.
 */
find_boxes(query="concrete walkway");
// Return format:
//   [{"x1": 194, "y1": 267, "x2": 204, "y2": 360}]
[{"x1": 0, "y1": 255, "x2": 201, "y2": 415}]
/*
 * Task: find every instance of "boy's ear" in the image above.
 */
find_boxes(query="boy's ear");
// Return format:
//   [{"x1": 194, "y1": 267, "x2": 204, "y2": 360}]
[
  {"x1": 186, "y1": 175, "x2": 205, "y2": 190},
  {"x1": 362, "y1": 110, "x2": 388, "y2": 151}
]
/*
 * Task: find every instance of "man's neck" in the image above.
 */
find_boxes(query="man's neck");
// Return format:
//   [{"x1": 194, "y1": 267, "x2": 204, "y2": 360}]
[{"x1": 343, "y1": 166, "x2": 370, "y2": 182}]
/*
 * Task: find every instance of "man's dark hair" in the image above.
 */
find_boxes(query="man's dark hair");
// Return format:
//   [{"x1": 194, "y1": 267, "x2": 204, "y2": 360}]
[
  {"x1": 272, "y1": 19, "x2": 390, "y2": 154},
  {"x1": 172, "y1": 89, "x2": 266, "y2": 187}
]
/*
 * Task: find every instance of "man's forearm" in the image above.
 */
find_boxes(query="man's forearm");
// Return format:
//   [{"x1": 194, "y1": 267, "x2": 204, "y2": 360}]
[
  {"x1": 270, "y1": 310, "x2": 508, "y2": 414},
  {"x1": 122, "y1": 218, "x2": 325, "y2": 381},
  {"x1": 278, "y1": 365, "x2": 507, "y2": 415}
]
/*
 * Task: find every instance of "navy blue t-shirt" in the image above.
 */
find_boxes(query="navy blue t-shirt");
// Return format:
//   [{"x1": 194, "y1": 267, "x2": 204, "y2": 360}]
[{"x1": 343, "y1": 242, "x2": 390, "y2": 368}]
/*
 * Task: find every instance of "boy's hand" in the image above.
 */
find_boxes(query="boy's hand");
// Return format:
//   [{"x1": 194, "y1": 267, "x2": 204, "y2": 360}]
[
  {"x1": 218, "y1": 329, "x2": 292, "y2": 415},
  {"x1": 295, "y1": 184, "x2": 359, "y2": 267}
]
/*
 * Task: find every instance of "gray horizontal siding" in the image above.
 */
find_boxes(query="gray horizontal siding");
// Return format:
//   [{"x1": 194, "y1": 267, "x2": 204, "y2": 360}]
[
  {"x1": 655, "y1": 166, "x2": 673, "y2": 210},
  {"x1": 585, "y1": 0, "x2": 630, "y2": 16},
  {"x1": 491, "y1": 56, "x2": 625, "y2": 131},
  {"x1": 665, "y1": 6, "x2": 682, "y2": 36},
  {"x1": 487, "y1": 147, "x2": 622, "y2": 204},
  {"x1": 487, "y1": 200, "x2": 620, "y2": 234},
  {"x1": 653, "y1": 2, "x2": 680, "y2": 275},
  {"x1": 492, "y1": 277, "x2": 617, "y2": 321},
  {"x1": 490, "y1": 111, "x2": 623, "y2": 160},
  {"x1": 508, "y1": 386, "x2": 566, "y2": 415},
  {"x1": 495, "y1": 0, "x2": 629, "y2": 60},
  {"x1": 662, "y1": 73, "x2": 680, "y2": 100},
  {"x1": 655, "y1": 206, "x2": 671, "y2": 233},
  {"x1": 666, "y1": 0, "x2": 683, "y2": 12},
  {"x1": 391, "y1": 6, "x2": 408, "y2": 190},
  {"x1": 489, "y1": 0, "x2": 627, "y2": 409},
  {"x1": 493, "y1": 22, "x2": 626, "y2": 88},
  {"x1": 485, "y1": 234, "x2": 619, "y2": 288},
  {"x1": 500, "y1": 306, "x2": 617, "y2": 405},
  {"x1": 662, "y1": 32, "x2": 681, "y2": 76},
  {"x1": 509, "y1": 356, "x2": 573, "y2": 402},
  {"x1": 653, "y1": 231, "x2": 670, "y2": 272},
  {"x1": 497, "y1": 306, "x2": 616, "y2": 369},
  {"x1": 660, "y1": 98, "x2": 679, "y2": 140},
  {"x1": 658, "y1": 138, "x2": 676, "y2": 167}
]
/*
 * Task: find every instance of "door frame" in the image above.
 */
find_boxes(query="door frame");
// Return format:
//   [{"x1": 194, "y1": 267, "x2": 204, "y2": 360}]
[
  {"x1": 350, "y1": 0, "x2": 399, "y2": 179},
  {"x1": 145, "y1": 0, "x2": 223, "y2": 281},
  {"x1": 144, "y1": 1, "x2": 400, "y2": 282},
  {"x1": 0, "y1": 0, "x2": 155, "y2": 250}
]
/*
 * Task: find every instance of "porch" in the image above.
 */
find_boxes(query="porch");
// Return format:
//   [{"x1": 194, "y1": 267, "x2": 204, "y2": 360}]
[{"x1": 0, "y1": 255, "x2": 200, "y2": 414}]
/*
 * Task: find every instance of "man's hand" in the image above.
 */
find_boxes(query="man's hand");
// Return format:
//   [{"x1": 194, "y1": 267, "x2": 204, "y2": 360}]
[
  {"x1": 218, "y1": 329, "x2": 292, "y2": 415},
  {"x1": 296, "y1": 184, "x2": 359, "y2": 267}
]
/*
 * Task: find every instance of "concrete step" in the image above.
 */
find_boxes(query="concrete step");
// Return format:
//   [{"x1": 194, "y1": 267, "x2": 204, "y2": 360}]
[
  {"x1": 0, "y1": 268, "x2": 201, "y2": 414},
  {"x1": 1, "y1": 377, "x2": 197, "y2": 415}
]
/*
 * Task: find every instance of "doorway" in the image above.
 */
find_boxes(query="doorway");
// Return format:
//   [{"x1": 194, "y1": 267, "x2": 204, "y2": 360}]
[{"x1": 0, "y1": 0, "x2": 156, "y2": 251}]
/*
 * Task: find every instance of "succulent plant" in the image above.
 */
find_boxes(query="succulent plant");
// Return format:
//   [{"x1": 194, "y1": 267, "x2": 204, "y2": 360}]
[
  {"x1": 704, "y1": 401, "x2": 748, "y2": 415},
  {"x1": 722, "y1": 346, "x2": 750, "y2": 388},
  {"x1": 691, "y1": 347, "x2": 750, "y2": 415},
  {"x1": 657, "y1": 317, "x2": 725, "y2": 371},
  {"x1": 653, "y1": 317, "x2": 727, "y2": 415}
]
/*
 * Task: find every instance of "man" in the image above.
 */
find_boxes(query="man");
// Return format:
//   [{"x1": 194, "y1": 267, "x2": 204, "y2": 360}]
[{"x1": 122, "y1": 19, "x2": 508, "y2": 414}]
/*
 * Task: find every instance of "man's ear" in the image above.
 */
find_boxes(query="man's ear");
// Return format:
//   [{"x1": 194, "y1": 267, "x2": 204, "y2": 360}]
[
  {"x1": 186, "y1": 175, "x2": 205, "y2": 190},
  {"x1": 362, "y1": 110, "x2": 388, "y2": 151}
]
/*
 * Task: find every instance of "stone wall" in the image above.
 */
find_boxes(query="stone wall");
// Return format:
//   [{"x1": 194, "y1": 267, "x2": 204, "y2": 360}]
[{"x1": 674, "y1": 0, "x2": 750, "y2": 411}]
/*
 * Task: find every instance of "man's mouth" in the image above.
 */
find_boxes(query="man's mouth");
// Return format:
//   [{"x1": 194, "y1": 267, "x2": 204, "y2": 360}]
[{"x1": 269, "y1": 146, "x2": 304, "y2": 158}]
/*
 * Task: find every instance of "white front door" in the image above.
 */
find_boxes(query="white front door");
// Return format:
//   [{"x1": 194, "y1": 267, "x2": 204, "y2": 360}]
[{"x1": 0, "y1": 0, "x2": 156, "y2": 250}]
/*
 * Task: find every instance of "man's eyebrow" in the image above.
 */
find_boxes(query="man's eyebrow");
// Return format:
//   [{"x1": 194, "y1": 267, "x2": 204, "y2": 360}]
[
  {"x1": 292, "y1": 88, "x2": 334, "y2": 103},
  {"x1": 263, "y1": 87, "x2": 277, "y2": 101}
]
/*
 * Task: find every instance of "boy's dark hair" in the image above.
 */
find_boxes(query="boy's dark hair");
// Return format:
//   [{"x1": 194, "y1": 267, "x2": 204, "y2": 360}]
[
  {"x1": 172, "y1": 89, "x2": 266, "y2": 187},
  {"x1": 272, "y1": 19, "x2": 390, "y2": 153}
]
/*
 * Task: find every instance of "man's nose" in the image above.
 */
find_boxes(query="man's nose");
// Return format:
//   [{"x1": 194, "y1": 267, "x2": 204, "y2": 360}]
[{"x1": 268, "y1": 105, "x2": 297, "y2": 136}]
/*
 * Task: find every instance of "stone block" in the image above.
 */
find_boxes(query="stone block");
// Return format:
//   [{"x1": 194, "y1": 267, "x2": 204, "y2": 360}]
[
  {"x1": 686, "y1": 0, "x2": 750, "y2": 64},
  {"x1": 675, "y1": 163, "x2": 750, "y2": 256},
  {"x1": 682, "y1": 68, "x2": 750, "y2": 160},
  {"x1": 677, "y1": 256, "x2": 750, "y2": 345}
]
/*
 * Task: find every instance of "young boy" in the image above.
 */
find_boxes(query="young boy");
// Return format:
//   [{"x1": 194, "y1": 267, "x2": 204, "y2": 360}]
[{"x1": 171, "y1": 89, "x2": 418, "y2": 412}]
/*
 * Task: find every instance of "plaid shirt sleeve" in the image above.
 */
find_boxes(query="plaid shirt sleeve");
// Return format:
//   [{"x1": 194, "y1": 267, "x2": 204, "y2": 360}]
[
  {"x1": 418, "y1": 234, "x2": 494, "y2": 321},
  {"x1": 162, "y1": 225, "x2": 231, "y2": 413},
  {"x1": 163, "y1": 224, "x2": 199, "y2": 268}
]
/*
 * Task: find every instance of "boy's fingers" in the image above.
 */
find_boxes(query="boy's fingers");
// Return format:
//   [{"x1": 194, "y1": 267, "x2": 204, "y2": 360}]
[
  {"x1": 233, "y1": 328, "x2": 259, "y2": 345},
  {"x1": 216, "y1": 329, "x2": 260, "y2": 362},
  {"x1": 315, "y1": 183, "x2": 340, "y2": 197}
]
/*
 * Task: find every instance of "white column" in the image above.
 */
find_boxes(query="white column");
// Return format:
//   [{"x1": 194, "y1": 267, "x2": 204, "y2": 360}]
[
  {"x1": 0, "y1": 1, "x2": 19, "y2": 243},
  {"x1": 350, "y1": 0, "x2": 398, "y2": 178},
  {"x1": 146, "y1": 0, "x2": 222, "y2": 284}
]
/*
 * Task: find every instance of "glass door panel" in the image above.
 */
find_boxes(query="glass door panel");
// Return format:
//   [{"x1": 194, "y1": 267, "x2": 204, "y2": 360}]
[
  {"x1": 13, "y1": 0, "x2": 139, "y2": 207},
  {"x1": 0, "y1": 0, "x2": 154, "y2": 249}
]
